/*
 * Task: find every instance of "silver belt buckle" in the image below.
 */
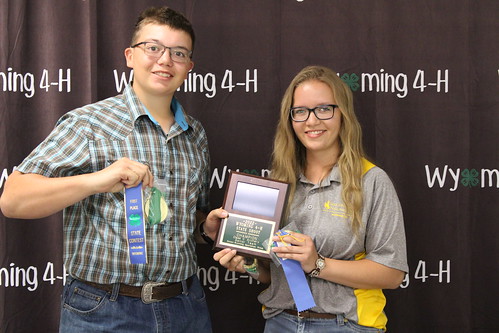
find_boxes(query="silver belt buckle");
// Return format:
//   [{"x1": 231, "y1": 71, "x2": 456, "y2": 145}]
[{"x1": 141, "y1": 281, "x2": 164, "y2": 304}]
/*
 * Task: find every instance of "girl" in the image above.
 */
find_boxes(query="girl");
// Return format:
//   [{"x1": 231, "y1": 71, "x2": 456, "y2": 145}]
[{"x1": 213, "y1": 65, "x2": 408, "y2": 332}]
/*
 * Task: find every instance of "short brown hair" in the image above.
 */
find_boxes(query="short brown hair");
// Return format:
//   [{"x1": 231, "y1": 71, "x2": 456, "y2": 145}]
[{"x1": 131, "y1": 7, "x2": 195, "y2": 52}]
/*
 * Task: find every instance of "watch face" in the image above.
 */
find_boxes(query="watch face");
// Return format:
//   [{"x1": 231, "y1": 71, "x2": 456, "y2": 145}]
[{"x1": 317, "y1": 258, "x2": 325, "y2": 270}]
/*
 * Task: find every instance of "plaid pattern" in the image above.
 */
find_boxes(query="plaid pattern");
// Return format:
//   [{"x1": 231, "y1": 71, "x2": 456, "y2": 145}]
[{"x1": 17, "y1": 84, "x2": 210, "y2": 284}]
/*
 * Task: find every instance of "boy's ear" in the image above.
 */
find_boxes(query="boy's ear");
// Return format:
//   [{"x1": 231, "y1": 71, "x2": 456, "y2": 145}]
[{"x1": 124, "y1": 48, "x2": 134, "y2": 68}]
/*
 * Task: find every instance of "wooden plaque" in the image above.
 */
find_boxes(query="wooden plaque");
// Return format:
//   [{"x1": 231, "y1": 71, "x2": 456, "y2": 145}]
[{"x1": 214, "y1": 171, "x2": 290, "y2": 260}]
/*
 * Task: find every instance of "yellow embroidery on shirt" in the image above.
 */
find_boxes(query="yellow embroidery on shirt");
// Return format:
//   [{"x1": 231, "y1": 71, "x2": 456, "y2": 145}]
[{"x1": 323, "y1": 201, "x2": 349, "y2": 218}]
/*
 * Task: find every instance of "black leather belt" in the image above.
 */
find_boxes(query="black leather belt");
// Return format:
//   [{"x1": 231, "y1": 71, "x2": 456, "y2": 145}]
[
  {"x1": 284, "y1": 309, "x2": 337, "y2": 319},
  {"x1": 80, "y1": 276, "x2": 193, "y2": 304}
]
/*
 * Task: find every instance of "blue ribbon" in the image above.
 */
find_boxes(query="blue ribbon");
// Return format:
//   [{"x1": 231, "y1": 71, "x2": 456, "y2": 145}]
[
  {"x1": 124, "y1": 183, "x2": 147, "y2": 264},
  {"x1": 274, "y1": 230, "x2": 316, "y2": 312}
]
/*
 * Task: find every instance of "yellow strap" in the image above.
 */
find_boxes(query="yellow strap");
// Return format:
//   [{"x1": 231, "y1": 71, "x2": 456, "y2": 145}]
[
  {"x1": 362, "y1": 158, "x2": 376, "y2": 176},
  {"x1": 355, "y1": 162, "x2": 388, "y2": 330},
  {"x1": 354, "y1": 251, "x2": 387, "y2": 330}
]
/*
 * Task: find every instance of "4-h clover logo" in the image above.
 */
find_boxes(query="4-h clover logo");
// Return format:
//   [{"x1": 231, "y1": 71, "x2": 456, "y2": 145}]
[
  {"x1": 460, "y1": 168, "x2": 479, "y2": 187},
  {"x1": 341, "y1": 73, "x2": 360, "y2": 91},
  {"x1": 128, "y1": 214, "x2": 142, "y2": 226}
]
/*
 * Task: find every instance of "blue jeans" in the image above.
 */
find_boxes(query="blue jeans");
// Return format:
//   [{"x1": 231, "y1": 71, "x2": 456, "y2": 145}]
[
  {"x1": 264, "y1": 311, "x2": 385, "y2": 333},
  {"x1": 59, "y1": 275, "x2": 212, "y2": 333}
]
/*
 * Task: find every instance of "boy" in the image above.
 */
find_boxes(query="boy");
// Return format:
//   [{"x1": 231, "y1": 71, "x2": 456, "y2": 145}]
[{"x1": 0, "y1": 7, "x2": 217, "y2": 332}]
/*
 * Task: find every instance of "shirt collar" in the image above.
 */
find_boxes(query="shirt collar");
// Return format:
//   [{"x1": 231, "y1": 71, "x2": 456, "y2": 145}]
[
  {"x1": 298, "y1": 164, "x2": 341, "y2": 187},
  {"x1": 123, "y1": 83, "x2": 190, "y2": 131}
]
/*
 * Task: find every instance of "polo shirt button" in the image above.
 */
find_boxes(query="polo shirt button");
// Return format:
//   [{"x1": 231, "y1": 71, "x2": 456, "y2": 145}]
[{"x1": 307, "y1": 205, "x2": 313, "y2": 210}]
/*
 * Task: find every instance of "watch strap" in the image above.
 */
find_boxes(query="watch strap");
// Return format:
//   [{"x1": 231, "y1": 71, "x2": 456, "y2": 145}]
[
  {"x1": 199, "y1": 222, "x2": 214, "y2": 246},
  {"x1": 308, "y1": 253, "x2": 325, "y2": 278}
]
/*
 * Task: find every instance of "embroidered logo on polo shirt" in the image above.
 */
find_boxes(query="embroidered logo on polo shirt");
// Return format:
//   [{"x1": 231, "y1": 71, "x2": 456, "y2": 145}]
[{"x1": 323, "y1": 201, "x2": 348, "y2": 218}]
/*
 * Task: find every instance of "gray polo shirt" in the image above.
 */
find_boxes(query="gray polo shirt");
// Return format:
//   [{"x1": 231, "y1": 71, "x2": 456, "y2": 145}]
[{"x1": 258, "y1": 164, "x2": 408, "y2": 326}]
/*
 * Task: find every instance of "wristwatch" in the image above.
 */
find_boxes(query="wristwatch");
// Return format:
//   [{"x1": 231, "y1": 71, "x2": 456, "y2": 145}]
[{"x1": 308, "y1": 253, "x2": 325, "y2": 278}]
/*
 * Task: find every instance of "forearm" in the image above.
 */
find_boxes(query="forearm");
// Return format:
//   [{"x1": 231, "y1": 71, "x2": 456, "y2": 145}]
[
  {"x1": 317, "y1": 258, "x2": 405, "y2": 289},
  {"x1": 0, "y1": 171, "x2": 96, "y2": 219}
]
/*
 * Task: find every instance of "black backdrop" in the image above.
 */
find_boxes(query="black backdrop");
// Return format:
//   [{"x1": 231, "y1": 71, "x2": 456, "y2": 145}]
[{"x1": 1, "y1": 1, "x2": 498, "y2": 332}]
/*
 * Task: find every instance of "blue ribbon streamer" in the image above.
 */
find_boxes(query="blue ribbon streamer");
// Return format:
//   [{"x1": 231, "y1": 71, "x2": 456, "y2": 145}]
[
  {"x1": 124, "y1": 183, "x2": 147, "y2": 264},
  {"x1": 280, "y1": 258, "x2": 316, "y2": 312},
  {"x1": 274, "y1": 230, "x2": 316, "y2": 312}
]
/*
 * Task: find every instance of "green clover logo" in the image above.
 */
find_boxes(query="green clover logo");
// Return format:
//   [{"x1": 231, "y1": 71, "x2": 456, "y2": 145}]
[
  {"x1": 460, "y1": 169, "x2": 479, "y2": 187},
  {"x1": 341, "y1": 73, "x2": 360, "y2": 91},
  {"x1": 128, "y1": 214, "x2": 142, "y2": 226}
]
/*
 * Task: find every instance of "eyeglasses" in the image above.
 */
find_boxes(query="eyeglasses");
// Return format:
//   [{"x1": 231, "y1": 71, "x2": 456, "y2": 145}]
[
  {"x1": 289, "y1": 104, "x2": 338, "y2": 122},
  {"x1": 131, "y1": 41, "x2": 192, "y2": 63}
]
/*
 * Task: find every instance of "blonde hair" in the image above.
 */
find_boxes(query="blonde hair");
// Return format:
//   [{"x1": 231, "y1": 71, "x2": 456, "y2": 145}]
[{"x1": 271, "y1": 65, "x2": 366, "y2": 234}]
